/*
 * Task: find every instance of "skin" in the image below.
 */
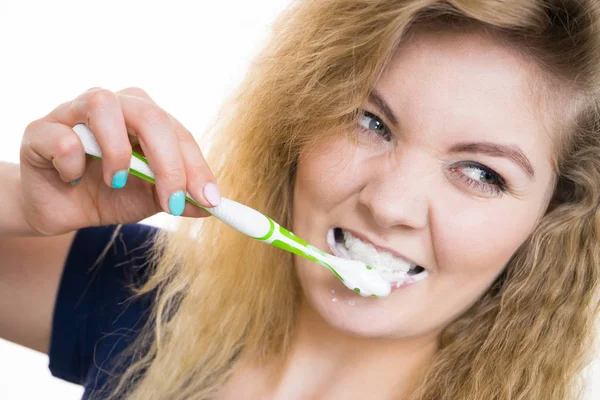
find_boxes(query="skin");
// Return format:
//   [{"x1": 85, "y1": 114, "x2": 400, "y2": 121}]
[{"x1": 220, "y1": 30, "x2": 558, "y2": 399}]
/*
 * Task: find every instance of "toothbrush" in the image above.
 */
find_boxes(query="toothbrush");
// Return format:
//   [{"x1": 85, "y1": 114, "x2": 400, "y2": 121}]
[{"x1": 72, "y1": 124, "x2": 391, "y2": 297}]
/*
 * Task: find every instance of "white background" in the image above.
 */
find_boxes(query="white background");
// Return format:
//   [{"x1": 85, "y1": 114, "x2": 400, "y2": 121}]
[{"x1": 0, "y1": 1, "x2": 598, "y2": 399}]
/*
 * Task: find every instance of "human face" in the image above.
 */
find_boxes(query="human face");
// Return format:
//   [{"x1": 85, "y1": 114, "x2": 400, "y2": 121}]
[{"x1": 292, "y1": 30, "x2": 557, "y2": 339}]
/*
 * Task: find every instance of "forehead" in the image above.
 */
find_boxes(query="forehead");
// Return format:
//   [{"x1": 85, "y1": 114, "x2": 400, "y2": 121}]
[{"x1": 375, "y1": 29, "x2": 556, "y2": 169}]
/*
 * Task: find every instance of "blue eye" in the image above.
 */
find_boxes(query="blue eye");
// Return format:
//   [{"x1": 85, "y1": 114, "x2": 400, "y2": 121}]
[
  {"x1": 358, "y1": 111, "x2": 392, "y2": 141},
  {"x1": 450, "y1": 162, "x2": 507, "y2": 196}
]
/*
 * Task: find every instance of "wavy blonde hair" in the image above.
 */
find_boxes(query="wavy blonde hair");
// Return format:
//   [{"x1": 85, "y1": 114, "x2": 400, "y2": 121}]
[{"x1": 99, "y1": 0, "x2": 600, "y2": 399}]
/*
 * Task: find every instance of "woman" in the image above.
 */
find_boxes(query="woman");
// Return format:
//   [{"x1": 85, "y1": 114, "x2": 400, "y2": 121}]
[{"x1": 1, "y1": 0, "x2": 599, "y2": 398}]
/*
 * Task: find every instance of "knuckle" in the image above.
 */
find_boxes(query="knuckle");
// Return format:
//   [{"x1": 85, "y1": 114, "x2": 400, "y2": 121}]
[
  {"x1": 158, "y1": 165, "x2": 186, "y2": 185},
  {"x1": 104, "y1": 146, "x2": 132, "y2": 163},
  {"x1": 178, "y1": 131, "x2": 198, "y2": 145},
  {"x1": 85, "y1": 89, "x2": 117, "y2": 110},
  {"x1": 139, "y1": 105, "x2": 170, "y2": 127},
  {"x1": 85, "y1": 86, "x2": 104, "y2": 93},
  {"x1": 120, "y1": 86, "x2": 150, "y2": 99},
  {"x1": 56, "y1": 135, "x2": 81, "y2": 157},
  {"x1": 24, "y1": 119, "x2": 43, "y2": 135},
  {"x1": 188, "y1": 164, "x2": 211, "y2": 182}
]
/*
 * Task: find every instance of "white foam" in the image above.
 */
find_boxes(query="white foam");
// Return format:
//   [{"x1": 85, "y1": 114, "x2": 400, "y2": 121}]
[{"x1": 341, "y1": 230, "x2": 415, "y2": 283}]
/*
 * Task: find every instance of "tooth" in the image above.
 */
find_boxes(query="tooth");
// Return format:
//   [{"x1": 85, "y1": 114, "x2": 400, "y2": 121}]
[
  {"x1": 379, "y1": 252, "x2": 394, "y2": 267},
  {"x1": 341, "y1": 229, "x2": 413, "y2": 278},
  {"x1": 343, "y1": 230, "x2": 353, "y2": 244}
]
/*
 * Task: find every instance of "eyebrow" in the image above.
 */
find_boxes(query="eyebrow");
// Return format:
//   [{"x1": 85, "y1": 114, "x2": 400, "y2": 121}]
[
  {"x1": 367, "y1": 90, "x2": 534, "y2": 179},
  {"x1": 368, "y1": 89, "x2": 399, "y2": 127},
  {"x1": 450, "y1": 142, "x2": 535, "y2": 178}
]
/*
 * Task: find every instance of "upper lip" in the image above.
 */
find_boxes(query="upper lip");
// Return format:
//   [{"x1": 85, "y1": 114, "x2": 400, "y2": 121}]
[{"x1": 338, "y1": 227, "x2": 422, "y2": 267}]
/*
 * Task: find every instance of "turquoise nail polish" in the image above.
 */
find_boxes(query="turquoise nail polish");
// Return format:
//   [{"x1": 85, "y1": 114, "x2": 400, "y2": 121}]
[
  {"x1": 70, "y1": 178, "x2": 81, "y2": 185},
  {"x1": 112, "y1": 170, "x2": 128, "y2": 189},
  {"x1": 169, "y1": 190, "x2": 185, "y2": 216}
]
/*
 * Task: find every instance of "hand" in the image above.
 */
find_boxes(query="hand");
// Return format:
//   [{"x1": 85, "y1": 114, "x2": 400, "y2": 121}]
[{"x1": 19, "y1": 87, "x2": 220, "y2": 235}]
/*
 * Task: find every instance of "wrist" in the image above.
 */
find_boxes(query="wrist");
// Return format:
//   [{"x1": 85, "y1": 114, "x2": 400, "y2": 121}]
[{"x1": 0, "y1": 162, "x2": 38, "y2": 236}]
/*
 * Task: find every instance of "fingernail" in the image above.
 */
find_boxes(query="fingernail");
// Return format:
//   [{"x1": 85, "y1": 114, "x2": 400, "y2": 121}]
[
  {"x1": 112, "y1": 170, "x2": 128, "y2": 189},
  {"x1": 70, "y1": 178, "x2": 82, "y2": 185},
  {"x1": 203, "y1": 183, "x2": 221, "y2": 207},
  {"x1": 169, "y1": 190, "x2": 185, "y2": 216}
]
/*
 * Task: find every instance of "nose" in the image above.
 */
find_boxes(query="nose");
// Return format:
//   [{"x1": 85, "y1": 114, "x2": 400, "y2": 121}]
[{"x1": 358, "y1": 153, "x2": 431, "y2": 230}]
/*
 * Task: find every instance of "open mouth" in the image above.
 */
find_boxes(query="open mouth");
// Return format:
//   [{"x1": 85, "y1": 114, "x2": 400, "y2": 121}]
[{"x1": 327, "y1": 227, "x2": 427, "y2": 286}]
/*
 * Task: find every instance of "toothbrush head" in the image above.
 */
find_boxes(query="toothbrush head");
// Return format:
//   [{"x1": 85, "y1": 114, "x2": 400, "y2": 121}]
[{"x1": 320, "y1": 253, "x2": 391, "y2": 298}]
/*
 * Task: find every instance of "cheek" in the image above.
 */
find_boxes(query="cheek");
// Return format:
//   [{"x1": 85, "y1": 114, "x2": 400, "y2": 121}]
[
  {"x1": 292, "y1": 140, "x2": 363, "y2": 285},
  {"x1": 432, "y1": 194, "x2": 539, "y2": 282},
  {"x1": 294, "y1": 139, "x2": 367, "y2": 215}
]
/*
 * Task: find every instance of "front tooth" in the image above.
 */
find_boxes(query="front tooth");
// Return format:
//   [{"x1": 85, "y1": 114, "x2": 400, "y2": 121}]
[
  {"x1": 342, "y1": 229, "x2": 412, "y2": 273},
  {"x1": 378, "y1": 251, "x2": 394, "y2": 268}
]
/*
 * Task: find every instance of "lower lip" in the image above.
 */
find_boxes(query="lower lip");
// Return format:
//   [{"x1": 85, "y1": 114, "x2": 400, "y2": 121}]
[{"x1": 326, "y1": 228, "x2": 429, "y2": 294}]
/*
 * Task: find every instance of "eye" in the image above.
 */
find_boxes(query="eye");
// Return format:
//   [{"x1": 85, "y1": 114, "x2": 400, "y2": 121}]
[
  {"x1": 450, "y1": 162, "x2": 507, "y2": 196},
  {"x1": 358, "y1": 111, "x2": 392, "y2": 141}
]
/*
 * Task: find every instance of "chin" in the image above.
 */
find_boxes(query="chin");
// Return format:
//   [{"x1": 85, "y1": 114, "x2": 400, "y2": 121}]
[
  {"x1": 297, "y1": 270, "x2": 426, "y2": 339},
  {"x1": 322, "y1": 309, "x2": 400, "y2": 338}
]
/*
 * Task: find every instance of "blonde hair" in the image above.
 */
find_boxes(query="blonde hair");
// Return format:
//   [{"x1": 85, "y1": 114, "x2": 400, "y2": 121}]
[{"x1": 99, "y1": 1, "x2": 600, "y2": 398}]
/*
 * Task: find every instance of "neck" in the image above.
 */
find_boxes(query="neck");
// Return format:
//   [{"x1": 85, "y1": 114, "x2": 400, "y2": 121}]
[{"x1": 235, "y1": 296, "x2": 439, "y2": 400}]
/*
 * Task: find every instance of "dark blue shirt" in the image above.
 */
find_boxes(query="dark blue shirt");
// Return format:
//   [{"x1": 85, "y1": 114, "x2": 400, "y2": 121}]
[{"x1": 48, "y1": 223, "x2": 159, "y2": 399}]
